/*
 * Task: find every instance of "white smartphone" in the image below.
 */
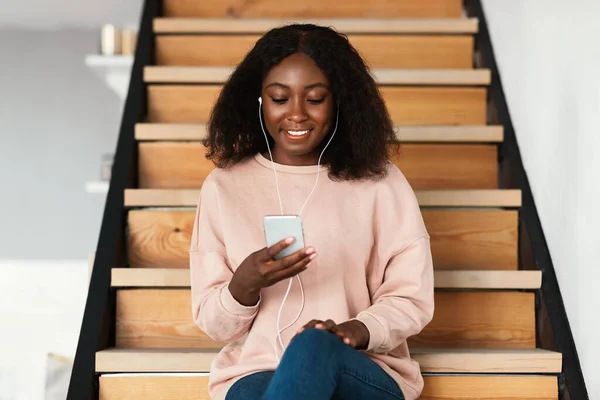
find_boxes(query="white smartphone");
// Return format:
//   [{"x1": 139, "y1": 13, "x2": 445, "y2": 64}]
[{"x1": 263, "y1": 215, "x2": 305, "y2": 260}]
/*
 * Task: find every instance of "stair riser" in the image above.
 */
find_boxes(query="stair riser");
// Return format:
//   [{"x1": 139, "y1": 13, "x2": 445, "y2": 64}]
[
  {"x1": 138, "y1": 143, "x2": 497, "y2": 190},
  {"x1": 155, "y1": 35, "x2": 473, "y2": 69},
  {"x1": 162, "y1": 0, "x2": 463, "y2": 19},
  {"x1": 115, "y1": 290, "x2": 535, "y2": 349},
  {"x1": 127, "y1": 209, "x2": 518, "y2": 270},
  {"x1": 98, "y1": 375, "x2": 558, "y2": 400}
]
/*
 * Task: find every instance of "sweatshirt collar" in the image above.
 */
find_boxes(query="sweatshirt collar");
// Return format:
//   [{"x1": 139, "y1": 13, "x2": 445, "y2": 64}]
[{"x1": 254, "y1": 153, "x2": 328, "y2": 174}]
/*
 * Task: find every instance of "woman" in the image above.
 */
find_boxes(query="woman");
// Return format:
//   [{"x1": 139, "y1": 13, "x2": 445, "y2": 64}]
[{"x1": 190, "y1": 24, "x2": 434, "y2": 400}]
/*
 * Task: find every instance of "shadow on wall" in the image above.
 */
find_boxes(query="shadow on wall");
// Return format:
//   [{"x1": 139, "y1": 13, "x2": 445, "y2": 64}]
[{"x1": 0, "y1": 28, "x2": 122, "y2": 260}]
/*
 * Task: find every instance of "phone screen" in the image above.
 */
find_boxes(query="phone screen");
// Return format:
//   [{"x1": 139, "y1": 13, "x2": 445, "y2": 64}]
[{"x1": 263, "y1": 215, "x2": 305, "y2": 260}]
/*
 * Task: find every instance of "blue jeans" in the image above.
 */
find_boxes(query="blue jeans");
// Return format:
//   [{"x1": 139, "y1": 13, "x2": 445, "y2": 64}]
[{"x1": 225, "y1": 328, "x2": 404, "y2": 400}]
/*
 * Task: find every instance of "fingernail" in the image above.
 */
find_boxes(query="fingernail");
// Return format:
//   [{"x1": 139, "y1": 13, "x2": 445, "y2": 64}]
[
  {"x1": 309, "y1": 253, "x2": 317, "y2": 260},
  {"x1": 315, "y1": 323, "x2": 323, "y2": 328},
  {"x1": 305, "y1": 247, "x2": 315, "y2": 255},
  {"x1": 286, "y1": 237, "x2": 295, "y2": 244}
]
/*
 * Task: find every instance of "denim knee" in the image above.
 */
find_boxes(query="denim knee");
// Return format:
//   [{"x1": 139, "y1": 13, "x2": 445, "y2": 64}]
[{"x1": 286, "y1": 328, "x2": 342, "y2": 357}]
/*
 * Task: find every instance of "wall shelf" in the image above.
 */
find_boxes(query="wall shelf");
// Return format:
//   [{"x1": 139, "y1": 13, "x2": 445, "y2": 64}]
[
  {"x1": 85, "y1": 181, "x2": 109, "y2": 194},
  {"x1": 84, "y1": 54, "x2": 133, "y2": 102}
]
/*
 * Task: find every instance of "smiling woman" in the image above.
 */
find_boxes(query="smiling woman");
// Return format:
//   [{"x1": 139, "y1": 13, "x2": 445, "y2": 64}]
[
  {"x1": 205, "y1": 23, "x2": 398, "y2": 180},
  {"x1": 192, "y1": 24, "x2": 434, "y2": 400}
]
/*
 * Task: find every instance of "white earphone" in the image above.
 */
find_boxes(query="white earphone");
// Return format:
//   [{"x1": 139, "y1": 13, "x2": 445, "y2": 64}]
[{"x1": 258, "y1": 95, "x2": 339, "y2": 361}]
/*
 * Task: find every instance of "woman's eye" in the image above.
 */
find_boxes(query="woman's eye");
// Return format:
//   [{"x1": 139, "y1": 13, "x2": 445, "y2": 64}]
[
  {"x1": 271, "y1": 98, "x2": 288, "y2": 104},
  {"x1": 308, "y1": 98, "x2": 326, "y2": 104}
]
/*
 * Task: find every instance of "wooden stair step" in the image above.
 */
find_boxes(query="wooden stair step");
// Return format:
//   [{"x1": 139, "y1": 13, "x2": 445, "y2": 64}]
[
  {"x1": 99, "y1": 374, "x2": 558, "y2": 400},
  {"x1": 161, "y1": 0, "x2": 464, "y2": 19},
  {"x1": 137, "y1": 142, "x2": 497, "y2": 190},
  {"x1": 96, "y1": 348, "x2": 562, "y2": 373},
  {"x1": 112, "y1": 269, "x2": 541, "y2": 289},
  {"x1": 128, "y1": 209, "x2": 518, "y2": 270},
  {"x1": 124, "y1": 189, "x2": 521, "y2": 208},
  {"x1": 114, "y1": 289, "x2": 535, "y2": 349},
  {"x1": 144, "y1": 67, "x2": 491, "y2": 85},
  {"x1": 147, "y1": 86, "x2": 486, "y2": 125},
  {"x1": 155, "y1": 35, "x2": 474, "y2": 69},
  {"x1": 153, "y1": 18, "x2": 478, "y2": 34},
  {"x1": 135, "y1": 124, "x2": 504, "y2": 143}
]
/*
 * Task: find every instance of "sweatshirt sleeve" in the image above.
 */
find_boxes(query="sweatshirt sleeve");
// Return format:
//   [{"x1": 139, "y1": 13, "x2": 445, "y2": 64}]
[
  {"x1": 354, "y1": 166, "x2": 435, "y2": 354},
  {"x1": 189, "y1": 175, "x2": 260, "y2": 343}
]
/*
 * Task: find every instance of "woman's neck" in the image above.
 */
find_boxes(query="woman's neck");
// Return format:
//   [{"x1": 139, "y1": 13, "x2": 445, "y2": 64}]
[{"x1": 265, "y1": 147, "x2": 320, "y2": 166}]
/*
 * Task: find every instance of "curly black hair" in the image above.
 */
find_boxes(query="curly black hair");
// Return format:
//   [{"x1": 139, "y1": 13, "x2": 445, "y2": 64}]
[{"x1": 205, "y1": 24, "x2": 398, "y2": 181}]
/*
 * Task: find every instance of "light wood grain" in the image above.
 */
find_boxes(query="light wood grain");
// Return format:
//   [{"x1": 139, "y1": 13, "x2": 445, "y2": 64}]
[
  {"x1": 410, "y1": 292, "x2": 535, "y2": 349},
  {"x1": 99, "y1": 375, "x2": 210, "y2": 400},
  {"x1": 112, "y1": 269, "x2": 541, "y2": 289},
  {"x1": 424, "y1": 210, "x2": 518, "y2": 270},
  {"x1": 127, "y1": 209, "x2": 518, "y2": 270},
  {"x1": 96, "y1": 348, "x2": 562, "y2": 373},
  {"x1": 162, "y1": 0, "x2": 463, "y2": 18},
  {"x1": 127, "y1": 210, "x2": 195, "y2": 269},
  {"x1": 135, "y1": 124, "x2": 504, "y2": 143},
  {"x1": 115, "y1": 290, "x2": 535, "y2": 349},
  {"x1": 144, "y1": 66, "x2": 491, "y2": 85},
  {"x1": 116, "y1": 290, "x2": 224, "y2": 349},
  {"x1": 147, "y1": 85, "x2": 486, "y2": 125},
  {"x1": 415, "y1": 348, "x2": 562, "y2": 374},
  {"x1": 99, "y1": 375, "x2": 558, "y2": 400},
  {"x1": 137, "y1": 142, "x2": 213, "y2": 189},
  {"x1": 420, "y1": 376, "x2": 558, "y2": 400},
  {"x1": 155, "y1": 35, "x2": 474, "y2": 69},
  {"x1": 137, "y1": 142, "x2": 497, "y2": 189},
  {"x1": 124, "y1": 189, "x2": 521, "y2": 208},
  {"x1": 154, "y1": 18, "x2": 479, "y2": 34}
]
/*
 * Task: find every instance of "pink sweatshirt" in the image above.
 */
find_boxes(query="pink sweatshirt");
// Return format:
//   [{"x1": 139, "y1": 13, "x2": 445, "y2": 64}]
[{"x1": 190, "y1": 153, "x2": 435, "y2": 400}]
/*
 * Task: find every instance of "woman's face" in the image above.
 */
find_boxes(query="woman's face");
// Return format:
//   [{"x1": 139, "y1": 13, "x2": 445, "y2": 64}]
[{"x1": 261, "y1": 53, "x2": 335, "y2": 166}]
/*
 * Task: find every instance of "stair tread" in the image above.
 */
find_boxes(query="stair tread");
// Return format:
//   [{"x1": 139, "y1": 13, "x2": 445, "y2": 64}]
[
  {"x1": 153, "y1": 17, "x2": 478, "y2": 34},
  {"x1": 144, "y1": 66, "x2": 491, "y2": 85},
  {"x1": 112, "y1": 269, "x2": 541, "y2": 289},
  {"x1": 135, "y1": 124, "x2": 504, "y2": 143},
  {"x1": 96, "y1": 347, "x2": 561, "y2": 373},
  {"x1": 124, "y1": 188, "x2": 521, "y2": 208}
]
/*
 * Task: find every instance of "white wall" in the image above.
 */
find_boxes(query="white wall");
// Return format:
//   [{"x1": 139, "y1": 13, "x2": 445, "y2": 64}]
[
  {"x1": 0, "y1": 0, "x2": 143, "y2": 30},
  {"x1": 482, "y1": 0, "x2": 600, "y2": 397},
  {"x1": 0, "y1": 27, "x2": 135, "y2": 399}
]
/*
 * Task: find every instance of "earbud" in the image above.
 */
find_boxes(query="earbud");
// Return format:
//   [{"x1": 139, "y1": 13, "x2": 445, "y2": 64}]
[{"x1": 258, "y1": 96, "x2": 262, "y2": 105}]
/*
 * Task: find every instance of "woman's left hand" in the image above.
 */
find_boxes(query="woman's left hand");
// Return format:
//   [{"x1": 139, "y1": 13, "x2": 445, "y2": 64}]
[{"x1": 296, "y1": 319, "x2": 370, "y2": 350}]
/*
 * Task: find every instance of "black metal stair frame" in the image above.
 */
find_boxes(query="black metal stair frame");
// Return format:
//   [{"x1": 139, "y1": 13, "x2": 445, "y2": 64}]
[
  {"x1": 465, "y1": 1, "x2": 589, "y2": 399},
  {"x1": 66, "y1": 0, "x2": 162, "y2": 398}
]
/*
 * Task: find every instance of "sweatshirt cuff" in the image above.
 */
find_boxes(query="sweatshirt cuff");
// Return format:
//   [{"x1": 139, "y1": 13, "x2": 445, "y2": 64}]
[
  {"x1": 220, "y1": 283, "x2": 261, "y2": 317},
  {"x1": 353, "y1": 312, "x2": 386, "y2": 352}
]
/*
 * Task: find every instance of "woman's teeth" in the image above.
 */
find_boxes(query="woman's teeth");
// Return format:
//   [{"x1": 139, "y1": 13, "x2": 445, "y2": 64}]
[{"x1": 287, "y1": 130, "x2": 310, "y2": 136}]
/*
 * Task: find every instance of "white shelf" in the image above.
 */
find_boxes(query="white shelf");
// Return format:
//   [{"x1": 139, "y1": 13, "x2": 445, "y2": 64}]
[
  {"x1": 85, "y1": 54, "x2": 133, "y2": 67},
  {"x1": 85, "y1": 181, "x2": 109, "y2": 194},
  {"x1": 85, "y1": 54, "x2": 133, "y2": 102}
]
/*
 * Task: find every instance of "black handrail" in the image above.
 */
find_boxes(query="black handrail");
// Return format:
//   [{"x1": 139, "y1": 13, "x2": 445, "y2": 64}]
[
  {"x1": 465, "y1": 1, "x2": 589, "y2": 399},
  {"x1": 66, "y1": 0, "x2": 161, "y2": 398}
]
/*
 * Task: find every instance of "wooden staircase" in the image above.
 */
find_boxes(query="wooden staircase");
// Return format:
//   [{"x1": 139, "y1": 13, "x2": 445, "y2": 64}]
[{"x1": 67, "y1": 0, "x2": 590, "y2": 399}]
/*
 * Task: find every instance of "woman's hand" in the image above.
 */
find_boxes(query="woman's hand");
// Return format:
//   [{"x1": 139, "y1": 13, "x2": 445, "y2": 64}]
[
  {"x1": 296, "y1": 319, "x2": 370, "y2": 350},
  {"x1": 229, "y1": 237, "x2": 317, "y2": 306}
]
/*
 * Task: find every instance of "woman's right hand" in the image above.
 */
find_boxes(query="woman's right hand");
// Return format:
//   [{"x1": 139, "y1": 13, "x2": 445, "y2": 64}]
[{"x1": 229, "y1": 237, "x2": 317, "y2": 306}]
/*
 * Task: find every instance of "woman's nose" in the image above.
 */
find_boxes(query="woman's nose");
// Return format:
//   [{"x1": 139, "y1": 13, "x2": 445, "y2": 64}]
[{"x1": 287, "y1": 100, "x2": 308, "y2": 122}]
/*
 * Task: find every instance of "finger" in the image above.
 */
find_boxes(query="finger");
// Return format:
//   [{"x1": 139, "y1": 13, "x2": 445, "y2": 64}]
[
  {"x1": 315, "y1": 319, "x2": 337, "y2": 332},
  {"x1": 269, "y1": 246, "x2": 316, "y2": 273},
  {"x1": 267, "y1": 253, "x2": 315, "y2": 283},
  {"x1": 297, "y1": 320, "x2": 322, "y2": 335},
  {"x1": 343, "y1": 335, "x2": 356, "y2": 347},
  {"x1": 260, "y1": 237, "x2": 296, "y2": 261}
]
